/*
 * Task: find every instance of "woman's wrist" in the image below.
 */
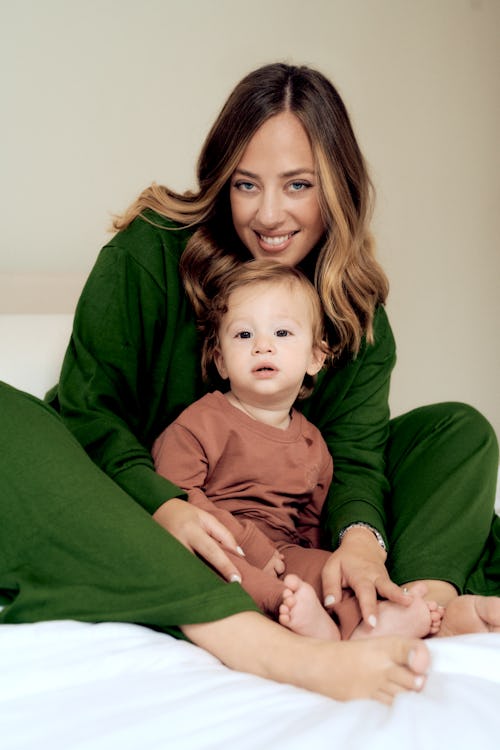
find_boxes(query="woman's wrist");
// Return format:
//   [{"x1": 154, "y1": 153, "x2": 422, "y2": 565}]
[{"x1": 339, "y1": 522, "x2": 387, "y2": 552}]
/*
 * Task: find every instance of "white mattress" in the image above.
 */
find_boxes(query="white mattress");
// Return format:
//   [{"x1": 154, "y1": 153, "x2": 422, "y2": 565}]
[{"x1": 0, "y1": 619, "x2": 499, "y2": 750}]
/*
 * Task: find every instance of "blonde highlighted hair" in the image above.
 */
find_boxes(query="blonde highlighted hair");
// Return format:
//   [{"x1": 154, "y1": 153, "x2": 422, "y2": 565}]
[
  {"x1": 113, "y1": 63, "x2": 388, "y2": 357},
  {"x1": 200, "y1": 259, "x2": 330, "y2": 400}
]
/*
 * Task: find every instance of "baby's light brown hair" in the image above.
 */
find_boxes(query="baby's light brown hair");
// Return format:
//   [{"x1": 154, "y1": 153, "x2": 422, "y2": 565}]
[{"x1": 200, "y1": 259, "x2": 331, "y2": 400}]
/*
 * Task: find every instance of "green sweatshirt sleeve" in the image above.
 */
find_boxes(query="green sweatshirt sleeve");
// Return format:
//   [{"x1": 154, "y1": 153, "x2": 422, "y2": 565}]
[
  {"x1": 301, "y1": 305, "x2": 396, "y2": 550},
  {"x1": 47, "y1": 214, "x2": 200, "y2": 514}
]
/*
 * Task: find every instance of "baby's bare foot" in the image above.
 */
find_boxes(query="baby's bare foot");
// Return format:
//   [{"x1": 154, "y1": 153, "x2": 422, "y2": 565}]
[
  {"x1": 350, "y1": 582, "x2": 440, "y2": 640},
  {"x1": 428, "y1": 600, "x2": 444, "y2": 635},
  {"x1": 278, "y1": 574, "x2": 340, "y2": 640},
  {"x1": 405, "y1": 581, "x2": 444, "y2": 636},
  {"x1": 437, "y1": 594, "x2": 500, "y2": 637}
]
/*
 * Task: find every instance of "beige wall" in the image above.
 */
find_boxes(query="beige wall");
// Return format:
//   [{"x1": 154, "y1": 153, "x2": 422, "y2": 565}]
[{"x1": 1, "y1": 0, "x2": 499, "y2": 437}]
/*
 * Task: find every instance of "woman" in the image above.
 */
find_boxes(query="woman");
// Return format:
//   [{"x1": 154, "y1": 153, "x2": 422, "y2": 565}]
[{"x1": 1, "y1": 63, "x2": 498, "y2": 703}]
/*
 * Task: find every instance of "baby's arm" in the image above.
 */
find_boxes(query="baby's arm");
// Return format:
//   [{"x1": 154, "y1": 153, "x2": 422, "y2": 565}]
[{"x1": 153, "y1": 423, "x2": 281, "y2": 570}]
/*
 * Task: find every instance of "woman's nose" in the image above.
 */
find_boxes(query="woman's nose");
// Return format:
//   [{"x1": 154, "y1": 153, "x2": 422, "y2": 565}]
[{"x1": 255, "y1": 190, "x2": 284, "y2": 227}]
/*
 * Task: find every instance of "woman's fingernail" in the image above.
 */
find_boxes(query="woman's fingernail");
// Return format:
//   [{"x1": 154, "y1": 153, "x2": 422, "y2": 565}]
[
  {"x1": 324, "y1": 594, "x2": 336, "y2": 607},
  {"x1": 230, "y1": 573, "x2": 242, "y2": 583},
  {"x1": 236, "y1": 546, "x2": 245, "y2": 557},
  {"x1": 414, "y1": 675, "x2": 425, "y2": 690},
  {"x1": 368, "y1": 614, "x2": 377, "y2": 628}
]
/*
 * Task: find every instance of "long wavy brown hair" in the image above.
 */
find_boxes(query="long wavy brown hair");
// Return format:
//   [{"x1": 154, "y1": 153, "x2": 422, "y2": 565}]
[{"x1": 113, "y1": 63, "x2": 388, "y2": 357}]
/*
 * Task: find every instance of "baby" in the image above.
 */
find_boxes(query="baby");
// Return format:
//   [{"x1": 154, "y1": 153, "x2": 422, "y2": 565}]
[{"x1": 153, "y1": 259, "x2": 441, "y2": 640}]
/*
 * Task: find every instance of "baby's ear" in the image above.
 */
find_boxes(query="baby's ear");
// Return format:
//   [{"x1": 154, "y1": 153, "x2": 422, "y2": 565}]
[
  {"x1": 306, "y1": 344, "x2": 327, "y2": 377},
  {"x1": 213, "y1": 348, "x2": 229, "y2": 380}
]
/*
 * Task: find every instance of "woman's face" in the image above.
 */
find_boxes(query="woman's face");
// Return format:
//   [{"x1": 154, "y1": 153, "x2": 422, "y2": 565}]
[{"x1": 230, "y1": 112, "x2": 325, "y2": 267}]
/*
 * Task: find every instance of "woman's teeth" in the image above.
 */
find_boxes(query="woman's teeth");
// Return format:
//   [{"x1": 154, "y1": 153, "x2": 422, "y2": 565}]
[{"x1": 260, "y1": 233, "x2": 292, "y2": 246}]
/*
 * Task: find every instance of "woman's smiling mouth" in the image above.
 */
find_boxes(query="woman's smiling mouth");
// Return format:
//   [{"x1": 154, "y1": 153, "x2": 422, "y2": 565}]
[{"x1": 255, "y1": 231, "x2": 297, "y2": 252}]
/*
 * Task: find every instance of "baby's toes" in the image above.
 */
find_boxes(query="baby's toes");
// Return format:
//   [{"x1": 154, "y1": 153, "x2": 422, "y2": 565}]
[
  {"x1": 429, "y1": 606, "x2": 445, "y2": 634},
  {"x1": 278, "y1": 610, "x2": 291, "y2": 627},
  {"x1": 432, "y1": 605, "x2": 445, "y2": 622}
]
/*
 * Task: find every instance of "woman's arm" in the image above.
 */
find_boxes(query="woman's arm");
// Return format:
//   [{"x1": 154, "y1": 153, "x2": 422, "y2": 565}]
[
  {"x1": 302, "y1": 306, "x2": 409, "y2": 621},
  {"x1": 303, "y1": 304, "x2": 395, "y2": 548},
  {"x1": 49, "y1": 215, "x2": 197, "y2": 515},
  {"x1": 51, "y1": 217, "x2": 252, "y2": 578}
]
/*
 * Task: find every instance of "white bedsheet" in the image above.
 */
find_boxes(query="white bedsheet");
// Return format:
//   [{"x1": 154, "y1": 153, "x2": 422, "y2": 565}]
[{"x1": 0, "y1": 619, "x2": 499, "y2": 750}]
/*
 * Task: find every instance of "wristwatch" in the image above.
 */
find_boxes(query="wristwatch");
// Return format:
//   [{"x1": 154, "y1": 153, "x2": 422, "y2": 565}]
[{"x1": 338, "y1": 522, "x2": 387, "y2": 551}]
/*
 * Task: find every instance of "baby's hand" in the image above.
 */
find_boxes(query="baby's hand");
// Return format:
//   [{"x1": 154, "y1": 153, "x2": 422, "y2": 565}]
[{"x1": 263, "y1": 549, "x2": 285, "y2": 577}]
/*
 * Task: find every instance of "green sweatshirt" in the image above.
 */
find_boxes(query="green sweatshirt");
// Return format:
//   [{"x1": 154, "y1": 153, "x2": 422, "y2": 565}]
[{"x1": 48, "y1": 210, "x2": 395, "y2": 550}]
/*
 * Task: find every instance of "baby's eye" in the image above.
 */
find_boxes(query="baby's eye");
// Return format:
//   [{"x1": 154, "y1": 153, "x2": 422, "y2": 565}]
[
  {"x1": 275, "y1": 329, "x2": 291, "y2": 337},
  {"x1": 235, "y1": 330, "x2": 252, "y2": 339}
]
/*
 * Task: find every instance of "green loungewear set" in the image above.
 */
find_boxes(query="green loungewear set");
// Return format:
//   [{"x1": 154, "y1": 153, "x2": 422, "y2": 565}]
[{"x1": 1, "y1": 211, "x2": 499, "y2": 635}]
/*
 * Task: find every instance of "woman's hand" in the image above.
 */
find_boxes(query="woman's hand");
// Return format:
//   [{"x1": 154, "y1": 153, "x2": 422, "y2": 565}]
[
  {"x1": 153, "y1": 498, "x2": 245, "y2": 583},
  {"x1": 321, "y1": 526, "x2": 410, "y2": 626}
]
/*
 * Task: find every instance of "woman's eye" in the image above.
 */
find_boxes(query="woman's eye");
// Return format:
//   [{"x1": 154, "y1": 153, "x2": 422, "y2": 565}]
[
  {"x1": 235, "y1": 181, "x2": 256, "y2": 192},
  {"x1": 289, "y1": 181, "x2": 311, "y2": 192}
]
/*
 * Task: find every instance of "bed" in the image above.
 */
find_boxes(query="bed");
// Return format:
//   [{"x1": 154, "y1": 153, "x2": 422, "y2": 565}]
[{"x1": 1, "y1": 313, "x2": 499, "y2": 750}]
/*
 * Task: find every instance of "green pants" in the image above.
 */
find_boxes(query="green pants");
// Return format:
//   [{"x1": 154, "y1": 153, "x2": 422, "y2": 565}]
[
  {"x1": 0, "y1": 382, "x2": 257, "y2": 635},
  {"x1": 0, "y1": 382, "x2": 498, "y2": 634},
  {"x1": 386, "y1": 403, "x2": 499, "y2": 594}
]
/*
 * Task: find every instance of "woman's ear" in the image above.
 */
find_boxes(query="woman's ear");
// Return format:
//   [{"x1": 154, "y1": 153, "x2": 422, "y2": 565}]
[
  {"x1": 306, "y1": 345, "x2": 327, "y2": 377},
  {"x1": 213, "y1": 348, "x2": 229, "y2": 380}
]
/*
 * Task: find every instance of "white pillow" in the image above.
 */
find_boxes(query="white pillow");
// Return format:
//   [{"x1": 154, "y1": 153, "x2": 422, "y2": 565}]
[{"x1": 0, "y1": 314, "x2": 73, "y2": 399}]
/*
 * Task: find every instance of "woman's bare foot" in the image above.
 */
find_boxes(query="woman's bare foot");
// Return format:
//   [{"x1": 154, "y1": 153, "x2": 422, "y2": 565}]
[
  {"x1": 183, "y1": 611, "x2": 430, "y2": 705},
  {"x1": 306, "y1": 636, "x2": 430, "y2": 704},
  {"x1": 278, "y1": 574, "x2": 341, "y2": 640},
  {"x1": 437, "y1": 594, "x2": 500, "y2": 636},
  {"x1": 351, "y1": 581, "x2": 442, "y2": 640}
]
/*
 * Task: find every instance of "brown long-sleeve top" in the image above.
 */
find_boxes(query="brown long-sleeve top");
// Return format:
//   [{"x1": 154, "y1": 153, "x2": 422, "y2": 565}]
[{"x1": 152, "y1": 391, "x2": 334, "y2": 568}]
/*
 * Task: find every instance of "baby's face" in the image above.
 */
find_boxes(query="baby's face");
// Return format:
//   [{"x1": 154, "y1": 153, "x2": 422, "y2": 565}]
[{"x1": 214, "y1": 280, "x2": 324, "y2": 407}]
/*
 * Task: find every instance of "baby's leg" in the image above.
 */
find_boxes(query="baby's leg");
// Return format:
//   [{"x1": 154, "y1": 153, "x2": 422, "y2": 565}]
[
  {"x1": 350, "y1": 582, "x2": 441, "y2": 640},
  {"x1": 278, "y1": 574, "x2": 341, "y2": 640}
]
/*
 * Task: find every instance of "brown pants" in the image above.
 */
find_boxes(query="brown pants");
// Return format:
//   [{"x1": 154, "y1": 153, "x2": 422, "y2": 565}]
[{"x1": 225, "y1": 540, "x2": 361, "y2": 639}]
